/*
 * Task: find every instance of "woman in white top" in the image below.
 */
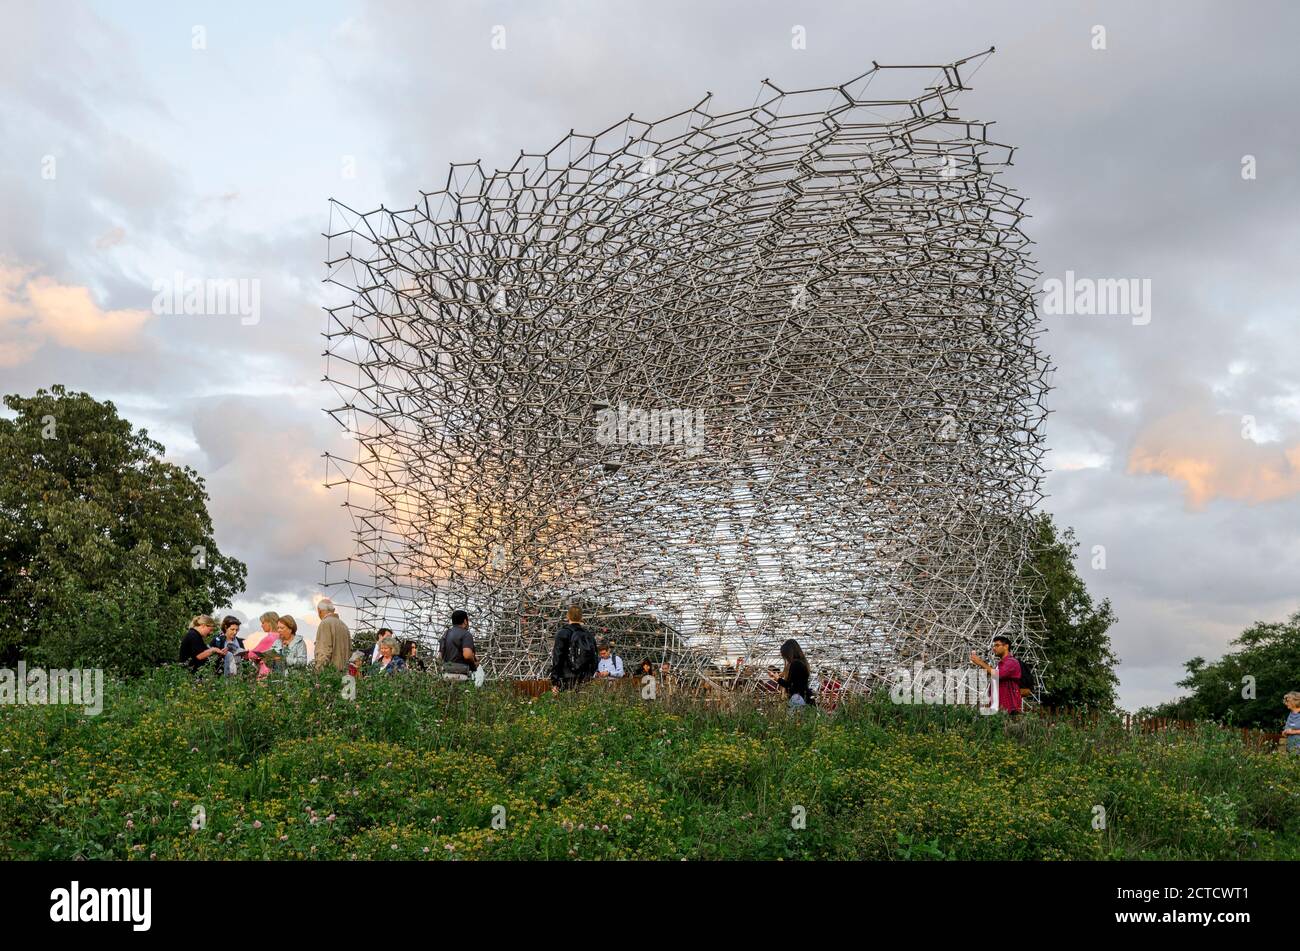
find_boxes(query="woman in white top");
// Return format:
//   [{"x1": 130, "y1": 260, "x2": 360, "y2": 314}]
[{"x1": 272, "y1": 615, "x2": 309, "y2": 669}]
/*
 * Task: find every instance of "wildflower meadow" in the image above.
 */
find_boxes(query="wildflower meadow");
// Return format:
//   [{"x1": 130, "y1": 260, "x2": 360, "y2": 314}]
[{"x1": 2, "y1": 667, "x2": 1296, "y2": 861}]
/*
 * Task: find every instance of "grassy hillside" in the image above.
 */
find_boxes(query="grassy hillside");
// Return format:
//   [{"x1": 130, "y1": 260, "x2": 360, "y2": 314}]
[{"x1": 2, "y1": 667, "x2": 1297, "y2": 860}]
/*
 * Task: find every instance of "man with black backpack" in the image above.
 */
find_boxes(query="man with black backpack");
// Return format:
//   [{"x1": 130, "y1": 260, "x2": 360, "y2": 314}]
[{"x1": 550, "y1": 605, "x2": 598, "y2": 693}]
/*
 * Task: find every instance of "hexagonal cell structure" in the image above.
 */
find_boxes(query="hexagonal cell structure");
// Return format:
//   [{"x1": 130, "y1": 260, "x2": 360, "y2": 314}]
[{"x1": 322, "y1": 51, "x2": 1049, "y2": 688}]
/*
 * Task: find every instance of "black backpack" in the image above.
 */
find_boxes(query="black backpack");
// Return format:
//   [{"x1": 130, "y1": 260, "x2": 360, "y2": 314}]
[
  {"x1": 1015, "y1": 655, "x2": 1035, "y2": 694},
  {"x1": 563, "y1": 624, "x2": 598, "y2": 677}
]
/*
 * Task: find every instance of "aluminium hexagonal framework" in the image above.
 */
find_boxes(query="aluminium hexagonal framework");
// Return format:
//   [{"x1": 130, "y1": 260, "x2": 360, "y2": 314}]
[{"x1": 321, "y1": 50, "x2": 1050, "y2": 691}]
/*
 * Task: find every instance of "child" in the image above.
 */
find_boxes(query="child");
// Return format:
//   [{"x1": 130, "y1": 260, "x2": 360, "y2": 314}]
[
  {"x1": 347, "y1": 651, "x2": 365, "y2": 679},
  {"x1": 1283, "y1": 692, "x2": 1300, "y2": 754}
]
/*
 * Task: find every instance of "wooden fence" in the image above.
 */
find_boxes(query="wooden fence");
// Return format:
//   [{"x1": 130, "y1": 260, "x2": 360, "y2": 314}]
[{"x1": 510, "y1": 673, "x2": 842, "y2": 711}]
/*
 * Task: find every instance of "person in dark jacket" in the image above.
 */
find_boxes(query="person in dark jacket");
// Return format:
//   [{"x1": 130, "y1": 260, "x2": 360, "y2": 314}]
[
  {"x1": 209, "y1": 615, "x2": 245, "y2": 677},
  {"x1": 550, "y1": 606, "x2": 597, "y2": 693},
  {"x1": 179, "y1": 615, "x2": 225, "y2": 673},
  {"x1": 777, "y1": 639, "x2": 815, "y2": 710}
]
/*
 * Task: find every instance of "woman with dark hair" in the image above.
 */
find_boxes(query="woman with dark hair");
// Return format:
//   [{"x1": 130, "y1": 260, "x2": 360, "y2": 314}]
[
  {"x1": 777, "y1": 639, "x2": 815, "y2": 710},
  {"x1": 399, "y1": 639, "x2": 427, "y2": 671},
  {"x1": 636, "y1": 658, "x2": 654, "y2": 679},
  {"x1": 210, "y1": 615, "x2": 245, "y2": 677}
]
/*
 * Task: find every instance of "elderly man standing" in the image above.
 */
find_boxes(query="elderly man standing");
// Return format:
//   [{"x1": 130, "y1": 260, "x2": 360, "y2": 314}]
[{"x1": 314, "y1": 598, "x2": 351, "y2": 672}]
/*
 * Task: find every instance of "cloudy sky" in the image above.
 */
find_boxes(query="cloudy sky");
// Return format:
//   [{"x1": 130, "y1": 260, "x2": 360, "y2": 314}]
[{"x1": 2, "y1": 0, "x2": 1296, "y2": 708}]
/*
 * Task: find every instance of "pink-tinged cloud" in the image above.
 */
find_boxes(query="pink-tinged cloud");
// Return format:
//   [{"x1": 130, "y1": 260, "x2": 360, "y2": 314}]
[
  {"x1": 0, "y1": 262, "x2": 151, "y2": 365},
  {"x1": 1127, "y1": 409, "x2": 1300, "y2": 508},
  {"x1": 95, "y1": 226, "x2": 127, "y2": 249}
]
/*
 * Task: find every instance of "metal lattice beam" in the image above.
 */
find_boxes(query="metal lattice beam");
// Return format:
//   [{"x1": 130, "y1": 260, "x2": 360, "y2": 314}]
[{"x1": 321, "y1": 51, "x2": 1050, "y2": 687}]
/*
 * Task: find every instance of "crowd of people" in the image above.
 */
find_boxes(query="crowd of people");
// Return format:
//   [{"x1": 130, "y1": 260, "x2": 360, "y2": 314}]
[
  {"x1": 178, "y1": 602, "x2": 485, "y2": 684},
  {"x1": 180, "y1": 606, "x2": 1300, "y2": 747},
  {"x1": 178, "y1": 600, "x2": 1032, "y2": 716},
  {"x1": 544, "y1": 605, "x2": 818, "y2": 710},
  {"x1": 180, "y1": 600, "x2": 349, "y2": 678},
  {"x1": 176, "y1": 605, "x2": 1300, "y2": 740},
  {"x1": 177, "y1": 601, "x2": 819, "y2": 709},
  {"x1": 181, "y1": 600, "x2": 1003, "y2": 718}
]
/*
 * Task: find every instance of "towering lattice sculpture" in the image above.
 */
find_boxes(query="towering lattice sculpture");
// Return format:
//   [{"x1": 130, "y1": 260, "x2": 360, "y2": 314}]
[{"x1": 322, "y1": 50, "x2": 1050, "y2": 687}]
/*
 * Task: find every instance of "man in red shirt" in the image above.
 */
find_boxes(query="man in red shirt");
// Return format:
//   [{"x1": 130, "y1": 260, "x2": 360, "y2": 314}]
[{"x1": 970, "y1": 635, "x2": 1022, "y2": 715}]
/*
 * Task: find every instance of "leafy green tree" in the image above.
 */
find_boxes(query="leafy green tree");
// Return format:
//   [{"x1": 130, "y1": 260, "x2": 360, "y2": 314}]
[
  {"x1": 1144, "y1": 611, "x2": 1300, "y2": 729},
  {"x1": 1024, "y1": 512, "x2": 1120, "y2": 710},
  {"x1": 0, "y1": 386, "x2": 246, "y2": 674},
  {"x1": 351, "y1": 628, "x2": 378, "y2": 654}
]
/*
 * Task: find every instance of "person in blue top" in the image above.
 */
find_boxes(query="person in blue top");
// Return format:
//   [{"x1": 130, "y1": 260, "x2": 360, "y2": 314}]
[
  {"x1": 1283, "y1": 691, "x2": 1300, "y2": 754},
  {"x1": 595, "y1": 641, "x2": 624, "y2": 679},
  {"x1": 373, "y1": 635, "x2": 406, "y2": 675}
]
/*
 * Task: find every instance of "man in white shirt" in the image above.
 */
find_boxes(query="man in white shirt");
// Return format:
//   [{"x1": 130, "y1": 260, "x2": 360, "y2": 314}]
[{"x1": 595, "y1": 643, "x2": 624, "y2": 679}]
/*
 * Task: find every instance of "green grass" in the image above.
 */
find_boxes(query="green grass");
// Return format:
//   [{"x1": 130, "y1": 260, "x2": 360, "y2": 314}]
[{"x1": 1, "y1": 666, "x2": 1297, "y2": 860}]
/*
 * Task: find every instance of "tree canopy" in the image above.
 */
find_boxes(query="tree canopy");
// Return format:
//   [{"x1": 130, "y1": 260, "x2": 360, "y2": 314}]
[
  {"x1": 0, "y1": 386, "x2": 246, "y2": 674},
  {"x1": 1144, "y1": 610, "x2": 1300, "y2": 729},
  {"x1": 1024, "y1": 512, "x2": 1120, "y2": 710}
]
